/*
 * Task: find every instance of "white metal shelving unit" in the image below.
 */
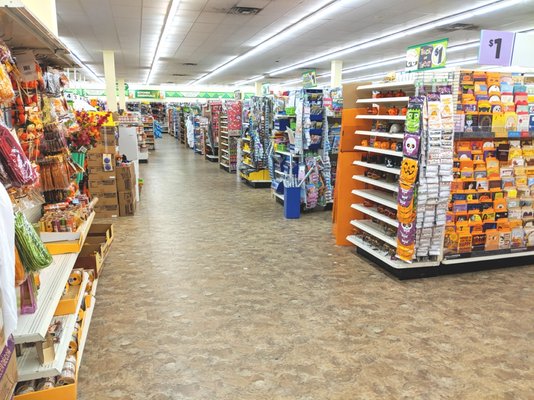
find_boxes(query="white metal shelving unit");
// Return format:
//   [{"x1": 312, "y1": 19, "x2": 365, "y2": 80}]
[
  {"x1": 356, "y1": 115, "x2": 406, "y2": 121},
  {"x1": 17, "y1": 274, "x2": 88, "y2": 381},
  {"x1": 355, "y1": 130, "x2": 404, "y2": 140},
  {"x1": 351, "y1": 204, "x2": 397, "y2": 227},
  {"x1": 350, "y1": 220, "x2": 397, "y2": 248},
  {"x1": 352, "y1": 175, "x2": 398, "y2": 192},
  {"x1": 356, "y1": 97, "x2": 410, "y2": 104},
  {"x1": 353, "y1": 145, "x2": 403, "y2": 157},
  {"x1": 14, "y1": 253, "x2": 79, "y2": 344},
  {"x1": 351, "y1": 189, "x2": 397, "y2": 209},
  {"x1": 353, "y1": 160, "x2": 400, "y2": 175},
  {"x1": 357, "y1": 81, "x2": 415, "y2": 90}
]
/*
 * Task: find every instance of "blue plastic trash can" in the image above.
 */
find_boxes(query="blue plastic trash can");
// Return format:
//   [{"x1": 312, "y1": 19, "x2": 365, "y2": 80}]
[{"x1": 284, "y1": 187, "x2": 301, "y2": 219}]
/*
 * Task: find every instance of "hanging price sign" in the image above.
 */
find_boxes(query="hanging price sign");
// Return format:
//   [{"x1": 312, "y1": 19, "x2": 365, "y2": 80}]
[
  {"x1": 406, "y1": 38, "x2": 448, "y2": 71},
  {"x1": 478, "y1": 30, "x2": 516, "y2": 66}
]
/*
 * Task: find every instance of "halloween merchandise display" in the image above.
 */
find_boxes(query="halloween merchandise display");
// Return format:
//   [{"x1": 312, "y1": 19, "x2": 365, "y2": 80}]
[{"x1": 444, "y1": 71, "x2": 534, "y2": 257}]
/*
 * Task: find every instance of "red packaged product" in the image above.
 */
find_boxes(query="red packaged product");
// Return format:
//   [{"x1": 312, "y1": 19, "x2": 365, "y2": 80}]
[{"x1": 0, "y1": 124, "x2": 38, "y2": 186}]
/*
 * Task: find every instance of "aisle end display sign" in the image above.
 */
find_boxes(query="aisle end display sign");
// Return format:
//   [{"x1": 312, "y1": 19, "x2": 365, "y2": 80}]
[
  {"x1": 478, "y1": 30, "x2": 515, "y2": 66},
  {"x1": 302, "y1": 69, "x2": 317, "y2": 88},
  {"x1": 479, "y1": 30, "x2": 534, "y2": 67},
  {"x1": 405, "y1": 38, "x2": 448, "y2": 71}
]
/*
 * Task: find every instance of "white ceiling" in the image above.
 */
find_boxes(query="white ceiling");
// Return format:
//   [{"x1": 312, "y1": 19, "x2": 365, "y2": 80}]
[{"x1": 55, "y1": 0, "x2": 534, "y2": 85}]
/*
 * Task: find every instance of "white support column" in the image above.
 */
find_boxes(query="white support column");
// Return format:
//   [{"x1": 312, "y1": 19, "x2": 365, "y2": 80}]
[
  {"x1": 103, "y1": 51, "x2": 118, "y2": 112},
  {"x1": 330, "y1": 60, "x2": 343, "y2": 88},
  {"x1": 255, "y1": 81, "x2": 262, "y2": 96},
  {"x1": 118, "y1": 78, "x2": 126, "y2": 111}
]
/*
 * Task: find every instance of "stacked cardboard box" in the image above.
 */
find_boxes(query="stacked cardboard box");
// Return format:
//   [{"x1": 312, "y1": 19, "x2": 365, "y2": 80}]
[
  {"x1": 116, "y1": 162, "x2": 137, "y2": 216},
  {"x1": 87, "y1": 127, "x2": 119, "y2": 218}
]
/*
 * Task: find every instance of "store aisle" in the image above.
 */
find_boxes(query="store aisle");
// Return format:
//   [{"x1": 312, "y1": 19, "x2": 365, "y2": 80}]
[{"x1": 78, "y1": 136, "x2": 534, "y2": 400}]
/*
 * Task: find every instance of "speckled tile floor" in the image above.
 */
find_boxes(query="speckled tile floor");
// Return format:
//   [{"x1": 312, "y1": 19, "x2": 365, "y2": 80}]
[{"x1": 78, "y1": 135, "x2": 534, "y2": 400}]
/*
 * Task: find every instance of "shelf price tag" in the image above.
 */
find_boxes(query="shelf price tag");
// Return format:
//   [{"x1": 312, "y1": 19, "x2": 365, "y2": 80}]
[{"x1": 478, "y1": 30, "x2": 515, "y2": 66}]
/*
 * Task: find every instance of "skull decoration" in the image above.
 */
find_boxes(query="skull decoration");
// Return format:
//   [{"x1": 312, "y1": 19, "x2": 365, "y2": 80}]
[
  {"x1": 402, "y1": 134, "x2": 420, "y2": 159},
  {"x1": 397, "y1": 221, "x2": 416, "y2": 245}
]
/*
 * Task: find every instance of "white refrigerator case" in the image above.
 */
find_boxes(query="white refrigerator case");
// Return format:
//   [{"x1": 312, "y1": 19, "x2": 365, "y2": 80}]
[{"x1": 118, "y1": 125, "x2": 141, "y2": 202}]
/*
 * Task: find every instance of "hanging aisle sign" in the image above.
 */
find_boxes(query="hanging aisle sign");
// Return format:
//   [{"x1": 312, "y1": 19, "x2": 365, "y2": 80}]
[
  {"x1": 478, "y1": 30, "x2": 516, "y2": 66},
  {"x1": 302, "y1": 69, "x2": 317, "y2": 88},
  {"x1": 406, "y1": 38, "x2": 448, "y2": 71}
]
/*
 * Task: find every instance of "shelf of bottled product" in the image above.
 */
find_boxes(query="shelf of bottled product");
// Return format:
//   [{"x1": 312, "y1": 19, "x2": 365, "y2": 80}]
[
  {"x1": 350, "y1": 203, "x2": 397, "y2": 227},
  {"x1": 350, "y1": 219, "x2": 397, "y2": 248},
  {"x1": 351, "y1": 189, "x2": 397, "y2": 209}
]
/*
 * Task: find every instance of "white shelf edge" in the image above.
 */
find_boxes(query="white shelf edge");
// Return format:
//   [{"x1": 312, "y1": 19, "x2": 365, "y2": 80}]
[
  {"x1": 356, "y1": 97, "x2": 410, "y2": 104},
  {"x1": 351, "y1": 189, "x2": 397, "y2": 209},
  {"x1": 205, "y1": 154, "x2": 218, "y2": 159},
  {"x1": 221, "y1": 155, "x2": 229, "y2": 161},
  {"x1": 351, "y1": 204, "x2": 397, "y2": 227},
  {"x1": 221, "y1": 149, "x2": 229, "y2": 154},
  {"x1": 442, "y1": 250, "x2": 534, "y2": 265},
  {"x1": 347, "y1": 235, "x2": 438, "y2": 269},
  {"x1": 350, "y1": 220, "x2": 397, "y2": 248},
  {"x1": 356, "y1": 115, "x2": 406, "y2": 121},
  {"x1": 275, "y1": 150, "x2": 301, "y2": 157},
  {"x1": 354, "y1": 146, "x2": 403, "y2": 157},
  {"x1": 14, "y1": 253, "x2": 79, "y2": 344},
  {"x1": 352, "y1": 175, "x2": 399, "y2": 192},
  {"x1": 353, "y1": 161, "x2": 400, "y2": 176},
  {"x1": 357, "y1": 81, "x2": 415, "y2": 90},
  {"x1": 275, "y1": 170, "x2": 288, "y2": 176},
  {"x1": 220, "y1": 163, "x2": 230, "y2": 168},
  {"x1": 17, "y1": 274, "x2": 88, "y2": 381},
  {"x1": 76, "y1": 297, "x2": 96, "y2": 369},
  {"x1": 355, "y1": 130, "x2": 405, "y2": 140},
  {"x1": 273, "y1": 192, "x2": 284, "y2": 201}
]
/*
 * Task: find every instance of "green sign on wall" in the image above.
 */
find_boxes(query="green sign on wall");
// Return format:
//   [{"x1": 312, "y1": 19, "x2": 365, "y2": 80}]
[
  {"x1": 165, "y1": 91, "x2": 253, "y2": 99},
  {"x1": 135, "y1": 90, "x2": 163, "y2": 99}
]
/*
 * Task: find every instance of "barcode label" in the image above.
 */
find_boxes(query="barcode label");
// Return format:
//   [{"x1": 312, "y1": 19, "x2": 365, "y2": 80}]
[{"x1": 22, "y1": 65, "x2": 31, "y2": 72}]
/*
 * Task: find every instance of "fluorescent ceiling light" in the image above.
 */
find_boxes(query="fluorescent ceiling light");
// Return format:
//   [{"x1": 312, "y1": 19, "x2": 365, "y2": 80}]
[
  {"x1": 234, "y1": 75, "x2": 265, "y2": 86},
  {"x1": 269, "y1": 0, "x2": 525, "y2": 77},
  {"x1": 192, "y1": 0, "x2": 362, "y2": 84},
  {"x1": 146, "y1": 0, "x2": 180, "y2": 85},
  {"x1": 68, "y1": 52, "x2": 103, "y2": 83}
]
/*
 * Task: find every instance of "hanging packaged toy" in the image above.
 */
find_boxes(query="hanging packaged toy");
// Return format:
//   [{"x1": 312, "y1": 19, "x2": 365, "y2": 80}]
[{"x1": 0, "y1": 124, "x2": 38, "y2": 186}]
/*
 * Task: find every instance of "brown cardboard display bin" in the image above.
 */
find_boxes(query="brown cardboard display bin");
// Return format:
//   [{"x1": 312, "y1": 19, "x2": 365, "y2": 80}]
[{"x1": 74, "y1": 244, "x2": 105, "y2": 278}]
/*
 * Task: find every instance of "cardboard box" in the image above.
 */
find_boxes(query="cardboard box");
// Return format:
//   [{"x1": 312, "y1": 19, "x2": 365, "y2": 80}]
[
  {"x1": 0, "y1": 338, "x2": 17, "y2": 400},
  {"x1": 118, "y1": 191, "x2": 136, "y2": 216},
  {"x1": 97, "y1": 133, "x2": 116, "y2": 147},
  {"x1": 74, "y1": 244, "x2": 105, "y2": 278},
  {"x1": 92, "y1": 195, "x2": 118, "y2": 206},
  {"x1": 87, "y1": 144, "x2": 116, "y2": 156},
  {"x1": 89, "y1": 177, "x2": 117, "y2": 193},
  {"x1": 116, "y1": 163, "x2": 136, "y2": 192},
  {"x1": 88, "y1": 170, "x2": 115, "y2": 181},
  {"x1": 94, "y1": 205, "x2": 118, "y2": 216},
  {"x1": 55, "y1": 274, "x2": 84, "y2": 316}
]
